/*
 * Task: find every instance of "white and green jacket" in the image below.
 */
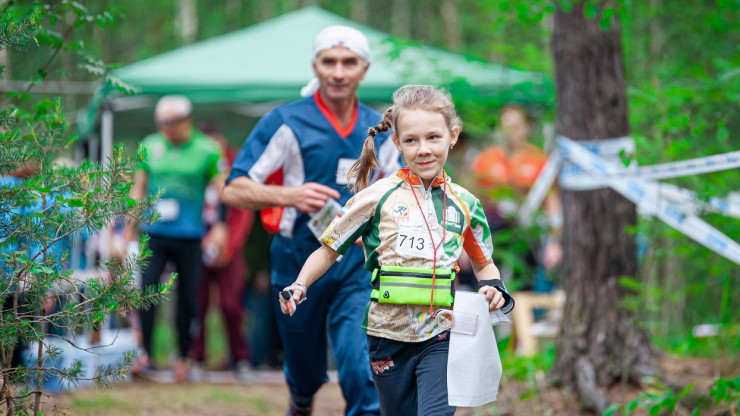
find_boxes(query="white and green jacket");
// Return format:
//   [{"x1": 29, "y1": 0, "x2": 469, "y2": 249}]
[{"x1": 321, "y1": 168, "x2": 509, "y2": 343}]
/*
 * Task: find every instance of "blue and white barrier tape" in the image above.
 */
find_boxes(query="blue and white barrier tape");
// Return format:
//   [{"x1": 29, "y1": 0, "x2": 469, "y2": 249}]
[
  {"x1": 517, "y1": 149, "x2": 562, "y2": 227},
  {"x1": 518, "y1": 136, "x2": 739, "y2": 264},
  {"x1": 556, "y1": 137, "x2": 740, "y2": 265},
  {"x1": 520, "y1": 137, "x2": 641, "y2": 227},
  {"x1": 561, "y1": 147, "x2": 740, "y2": 192}
]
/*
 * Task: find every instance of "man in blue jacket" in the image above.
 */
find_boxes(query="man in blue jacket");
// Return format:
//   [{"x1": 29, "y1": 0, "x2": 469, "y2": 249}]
[{"x1": 222, "y1": 26, "x2": 399, "y2": 416}]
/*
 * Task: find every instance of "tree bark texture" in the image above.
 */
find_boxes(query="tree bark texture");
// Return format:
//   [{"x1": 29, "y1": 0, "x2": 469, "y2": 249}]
[
  {"x1": 440, "y1": 0, "x2": 462, "y2": 51},
  {"x1": 391, "y1": 0, "x2": 411, "y2": 38},
  {"x1": 175, "y1": 0, "x2": 198, "y2": 45},
  {"x1": 350, "y1": 0, "x2": 369, "y2": 23},
  {"x1": 550, "y1": 0, "x2": 657, "y2": 398}
]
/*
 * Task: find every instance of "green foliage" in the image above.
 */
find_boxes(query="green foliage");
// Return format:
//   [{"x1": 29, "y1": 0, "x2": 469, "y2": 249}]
[
  {"x1": 709, "y1": 377, "x2": 740, "y2": 410},
  {"x1": 0, "y1": 2, "x2": 170, "y2": 415},
  {"x1": 4, "y1": 1, "x2": 736, "y2": 407},
  {"x1": 5, "y1": 2, "x2": 122, "y2": 87},
  {"x1": 500, "y1": 342, "x2": 556, "y2": 401},
  {"x1": 621, "y1": 1, "x2": 740, "y2": 357},
  {"x1": 604, "y1": 377, "x2": 740, "y2": 415}
]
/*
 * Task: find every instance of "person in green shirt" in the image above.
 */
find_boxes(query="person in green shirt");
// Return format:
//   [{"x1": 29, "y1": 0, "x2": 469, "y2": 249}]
[{"x1": 126, "y1": 95, "x2": 228, "y2": 382}]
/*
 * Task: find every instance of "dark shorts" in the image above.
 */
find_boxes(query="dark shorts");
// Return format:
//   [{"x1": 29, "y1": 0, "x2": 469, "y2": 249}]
[{"x1": 367, "y1": 332, "x2": 455, "y2": 416}]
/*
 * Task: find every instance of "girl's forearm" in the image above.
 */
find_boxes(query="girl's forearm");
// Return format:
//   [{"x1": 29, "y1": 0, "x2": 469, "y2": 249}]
[
  {"x1": 295, "y1": 244, "x2": 340, "y2": 288},
  {"x1": 471, "y1": 258, "x2": 501, "y2": 282}
]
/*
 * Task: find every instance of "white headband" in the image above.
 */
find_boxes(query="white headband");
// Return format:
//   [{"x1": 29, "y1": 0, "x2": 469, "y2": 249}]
[
  {"x1": 311, "y1": 25, "x2": 370, "y2": 63},
  {"x1": 301, "y1": 25, "x2": 370, "y2": 97}
]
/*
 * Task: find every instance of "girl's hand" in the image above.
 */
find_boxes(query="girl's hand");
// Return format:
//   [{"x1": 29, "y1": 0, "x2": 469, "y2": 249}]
[
  {"x1": 478, "y1": 285, "x2": 505, "y2": 312},
  {"x1": 278, "y1": 283, "x2": 307, "y2": 315}
]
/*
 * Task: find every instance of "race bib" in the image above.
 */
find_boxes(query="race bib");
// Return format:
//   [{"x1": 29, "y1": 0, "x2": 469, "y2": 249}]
[
  {"x1": 154, "y1": 198, "x2": 180, "y2": 222},
  {"x1": 308, "y1": 198, "x2": 342, "y2": 240},
  {"x1": 395, "y1": 224, "x2": 441, "y2": 260},
  {"x1": 336, "y1": 158, "x2": 358, "y2": 185}
]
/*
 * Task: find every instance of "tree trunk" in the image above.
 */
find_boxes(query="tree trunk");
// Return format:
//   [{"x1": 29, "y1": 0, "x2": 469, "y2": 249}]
[
  {"x1": 350, "y1": 0, "x2": 369, "y2": 23},
  {"x1": 257, "y1": 0, "x2": 275, "y2": 22},
  {"x1": 225, "y1": 0, "x2": 243, "y2": 30},
  {"x1": 551, "y1": 2, "x2": 658, "y2": 411},
  {"x1": 0, "y1": 50, "x2": 10, "y2": 81},
  {"x1": 391, "y1": 0, "x2": 411, "y2": 38},
  {"x1": 440, "y1": 0, "x2": 462, "y2": 51},
  {"x1": 648, "y1": 0, "x2": 663, "y2": 70},
  {"x1": 175, "y1": 0, "x2": 198, "y2": 45}
]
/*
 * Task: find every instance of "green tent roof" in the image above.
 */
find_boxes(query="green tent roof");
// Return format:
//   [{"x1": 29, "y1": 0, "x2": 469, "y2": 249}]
[
  {"x1": 105, "y1": 6, "x2": 551, "y2": 103},
  {"x1": 113, "y1": 7, "x2": 550, "y2": 102},
  {"x1": 81, "y1": 6, "x2": 552, "y2": 142}
]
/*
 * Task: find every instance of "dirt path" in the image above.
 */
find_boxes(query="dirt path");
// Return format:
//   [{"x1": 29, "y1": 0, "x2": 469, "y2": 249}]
[
  {"x1": 45, "y1": 356, "x2": 729, "y2": 416},
  {"x1": 49, "y1": 370, "x2": 345, "y2": 416}
]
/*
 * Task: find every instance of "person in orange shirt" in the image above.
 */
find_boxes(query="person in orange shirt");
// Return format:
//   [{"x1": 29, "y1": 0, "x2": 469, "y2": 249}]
[{"x1": 471, "y1": 105, "x2": 562, "y2": 290}]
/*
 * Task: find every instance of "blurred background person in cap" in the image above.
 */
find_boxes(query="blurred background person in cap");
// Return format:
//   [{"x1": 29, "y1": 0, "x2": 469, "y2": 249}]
[{"x1": 126, "y1": 95, "x2": 228, "y2": 383}]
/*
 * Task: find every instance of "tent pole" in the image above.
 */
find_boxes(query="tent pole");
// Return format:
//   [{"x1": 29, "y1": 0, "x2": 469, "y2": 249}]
[
  {"x1": 101, "y1": 105, "x2": 113, "y2": 164},
  {"x1": 97, "y1": 105, "x2": 114, "y2": 265}
]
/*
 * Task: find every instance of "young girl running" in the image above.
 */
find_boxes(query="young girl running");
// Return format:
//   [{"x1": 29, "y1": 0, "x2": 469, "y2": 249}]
[{"x1": 279, "y1": 85, "x2": 514, "y2": 416}]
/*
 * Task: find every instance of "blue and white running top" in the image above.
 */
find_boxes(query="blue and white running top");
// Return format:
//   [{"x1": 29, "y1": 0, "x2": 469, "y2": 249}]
[{"x1": 228, "y1": 92, "x2": 400, "y2": 266}]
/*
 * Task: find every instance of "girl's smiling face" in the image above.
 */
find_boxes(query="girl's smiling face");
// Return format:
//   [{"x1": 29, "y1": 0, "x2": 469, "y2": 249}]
[{"x1": 393, "y1": 109, "x2": 459, "y2": 188}]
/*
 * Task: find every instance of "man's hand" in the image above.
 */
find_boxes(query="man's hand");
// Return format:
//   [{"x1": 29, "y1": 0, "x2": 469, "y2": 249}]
[
  {"x1": 292, "y1": 182, "x2": 340, "y2": 213},
  {"x1": 478, "y1": 286, "x2": 505, "y2": 312},
  {"x1": 222, "y1": 177, "x2": 340, "y2": 212},
  {"x1": 202, "y1": 222, "x2": 229, "y2": 267}
]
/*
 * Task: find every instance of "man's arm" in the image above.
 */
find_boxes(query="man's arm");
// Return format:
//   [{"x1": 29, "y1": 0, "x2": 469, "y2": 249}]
[
  {"x1": 209, "y1": 173, "x2": 227, "y2": 196},
  {"x1": 221, "y1": 176, "x2": 340, "y2": 213}
]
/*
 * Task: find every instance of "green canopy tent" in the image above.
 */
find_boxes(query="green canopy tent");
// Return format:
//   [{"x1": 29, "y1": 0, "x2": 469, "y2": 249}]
[{"x1": 80, "y1": 6, "x2": 552, "y2": 161}]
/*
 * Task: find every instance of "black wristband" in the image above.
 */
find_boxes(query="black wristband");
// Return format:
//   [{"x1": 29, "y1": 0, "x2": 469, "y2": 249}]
[{"x1": 478, "y1": 279, "x2": 515, "y2": 313}]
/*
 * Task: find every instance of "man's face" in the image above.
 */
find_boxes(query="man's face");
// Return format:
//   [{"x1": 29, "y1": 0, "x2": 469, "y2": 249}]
[
  {"x1": 156, "y1": 114, "x2": 192, "y2": 145},
  {"x1": 313, "y1": 46, "x2": 369, "y2": 103}
]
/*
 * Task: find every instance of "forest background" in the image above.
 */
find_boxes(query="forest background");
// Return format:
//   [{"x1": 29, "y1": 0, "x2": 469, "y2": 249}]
[{"x1": 3, "y1": 0, "x2": 739, "y2": 414}]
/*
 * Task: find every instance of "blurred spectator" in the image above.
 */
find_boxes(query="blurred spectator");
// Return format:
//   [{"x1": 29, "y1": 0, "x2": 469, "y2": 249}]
[
  {"x1": 471, "y1": 105, "x2": 562, "y2": 291},
  {"x1": 1, "y1": 162, "x2": 40, "y2": 369},
  {"x1": 1, "y1": 160, "x2": 84, "y2": 365},
  {"x1": 126, "y1": 95, "x2": 227, "y2": 382},
  {"x1": 188, "y1": 122, "x2": 255, "y2": 381}
]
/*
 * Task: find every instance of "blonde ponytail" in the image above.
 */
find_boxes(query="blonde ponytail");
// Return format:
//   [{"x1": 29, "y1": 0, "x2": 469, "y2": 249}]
[
  {"x1": 347, "y1": 108, "x2": 393, "y2": 193},
  {"x1": 347, "y1": 85, "x2": 461, "y2": 193}
]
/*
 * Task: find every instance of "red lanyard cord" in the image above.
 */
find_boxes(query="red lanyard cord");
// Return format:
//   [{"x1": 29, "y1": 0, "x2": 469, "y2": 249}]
[{"x1": 407, "y1": 178, "x2": 447, "y2": 315}]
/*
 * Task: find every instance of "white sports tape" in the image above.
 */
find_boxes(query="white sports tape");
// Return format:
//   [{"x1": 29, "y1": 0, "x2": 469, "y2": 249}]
[{"x1": 557, "y1": 137, "x2": 740, "y2": 265}]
